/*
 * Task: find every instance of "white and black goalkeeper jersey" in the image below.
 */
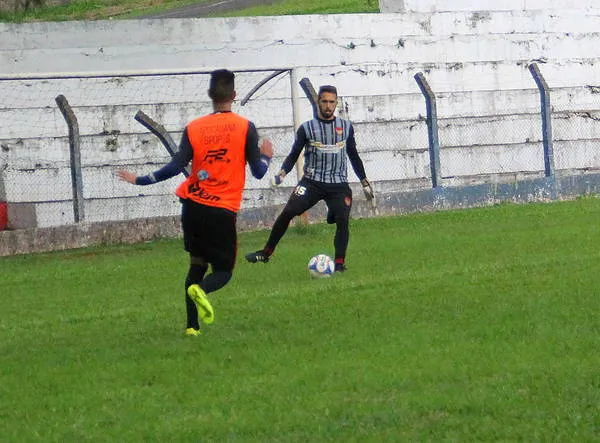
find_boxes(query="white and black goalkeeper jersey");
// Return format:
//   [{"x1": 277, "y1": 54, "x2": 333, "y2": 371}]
[{"x1": 280, "y1": 117, "x2": 367, "y2": 185}]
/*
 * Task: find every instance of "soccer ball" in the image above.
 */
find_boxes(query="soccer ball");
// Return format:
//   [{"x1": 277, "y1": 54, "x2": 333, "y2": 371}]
[{"x1": 307, "y1": 254, "x2": 335, "y2": 278}]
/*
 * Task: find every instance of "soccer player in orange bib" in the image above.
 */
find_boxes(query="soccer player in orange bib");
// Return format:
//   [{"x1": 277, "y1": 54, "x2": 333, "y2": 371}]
[{"x1": 118, "y1": 69, "x2": 273, "y2": 336}]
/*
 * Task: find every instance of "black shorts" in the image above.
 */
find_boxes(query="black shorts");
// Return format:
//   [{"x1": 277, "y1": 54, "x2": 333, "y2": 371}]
[
  {"x1": 181, "y1": 199, "x2": 237, "y2": 271},
  {"x1": 284, "y1": 177, "x2": 352, "y2": 219}
]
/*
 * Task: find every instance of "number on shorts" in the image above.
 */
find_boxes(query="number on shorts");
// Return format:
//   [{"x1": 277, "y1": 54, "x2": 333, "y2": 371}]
[{"x1": 294, "y1": 185, "x2": 307, "y2": 196}]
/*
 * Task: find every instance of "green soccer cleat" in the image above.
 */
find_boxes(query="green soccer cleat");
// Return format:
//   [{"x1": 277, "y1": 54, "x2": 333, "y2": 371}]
[
  {"x1": 187, "y1": 284, "x2": 215, "y2": 325},
  {"x1": 184, "y1": 328, "x2": 201, "y2": 337}
]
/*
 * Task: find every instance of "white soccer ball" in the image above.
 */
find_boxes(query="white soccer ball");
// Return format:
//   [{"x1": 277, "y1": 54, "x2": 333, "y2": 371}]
[{"x1": 307, "y1": 254, "x2": 335, "y2": 278}]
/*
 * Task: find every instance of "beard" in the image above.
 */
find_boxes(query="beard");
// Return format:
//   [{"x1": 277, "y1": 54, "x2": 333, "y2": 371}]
[{"x1": 320, "y1": 109, "x2": 334, "y2": 118}]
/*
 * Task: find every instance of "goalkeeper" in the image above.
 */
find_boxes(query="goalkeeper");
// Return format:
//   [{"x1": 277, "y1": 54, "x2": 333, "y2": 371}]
[{"x1": 245, "y1": 85, "x2": 374, "y2": 272}]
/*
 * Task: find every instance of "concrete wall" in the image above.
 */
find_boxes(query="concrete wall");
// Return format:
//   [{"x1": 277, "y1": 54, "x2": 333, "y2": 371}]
[
  {"x1": 5, "y1": 171, "x2": 600, "y2": 256},
  {"x1": 380, "y1": 0, "x2": 598, "y2": 12},
  {"x1": 1, "y1": 6, "x2": 600, "y2": 231}
]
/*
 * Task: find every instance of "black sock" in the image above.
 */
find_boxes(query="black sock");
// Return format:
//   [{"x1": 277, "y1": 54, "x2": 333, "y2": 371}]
[
  {"x1": 185, "y1": 264, "x2": 208, "y2": 329},
  {"x1": 265, "y1": 210, "x2": 295, "y2": 251},
  {"x1": 334, "y1": 220, "x2": 349, "y2": 260},
  {"x1": 201, "y1": 271, "x2": 232, "y2": 294}
]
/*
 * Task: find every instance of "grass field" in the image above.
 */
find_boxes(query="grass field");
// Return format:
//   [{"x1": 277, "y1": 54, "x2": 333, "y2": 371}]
[
  {"x1": 2, "y1": 199, "x2": 600, "y2": 441},
  {"x1": 212, "y1": 0, "x2": 378, "y2": 18},
  {"x1": 0, "y1": 0, "x2": 378, "y2": 22}
]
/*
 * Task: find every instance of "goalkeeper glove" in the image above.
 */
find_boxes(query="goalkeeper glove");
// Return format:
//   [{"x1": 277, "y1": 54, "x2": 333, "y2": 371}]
[
  {"x1": 361, "y1": 178, "x2": 374, "y2": 200},
  {"x1": 271, "y1": 169, "x2": 287, "y2": 187}
]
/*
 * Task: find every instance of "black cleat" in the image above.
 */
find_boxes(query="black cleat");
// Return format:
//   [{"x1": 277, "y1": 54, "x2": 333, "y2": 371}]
[
  {"x1": 245, "y1": 250, "x2": 270, "y2": 263},
  {"x1": 334, "y1": 263, "x2": 347, "y2": 273}
]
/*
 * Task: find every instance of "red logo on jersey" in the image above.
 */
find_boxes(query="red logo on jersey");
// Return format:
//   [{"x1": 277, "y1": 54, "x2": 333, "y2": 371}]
[
  {"x1": 203, "y1": 148, "x2": 230, "y2": 164},
  {"x1": 336, "y1": 127, "x2": 343, "y2": 136}
]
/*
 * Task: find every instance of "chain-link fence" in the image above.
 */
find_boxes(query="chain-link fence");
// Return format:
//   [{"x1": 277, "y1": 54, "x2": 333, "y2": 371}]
[
  {"x1": 551, "y1": 85, "x2": 600, "y2": 173},
  {"x1": 1, "y1": 64, "x2": 600, "y2": 232},
  {"x1": 407, "y1": 64, "x2": 600, "y2": 190},
  {"x1": 0, "y1": 68, "x2": 295, "y2": 229}
]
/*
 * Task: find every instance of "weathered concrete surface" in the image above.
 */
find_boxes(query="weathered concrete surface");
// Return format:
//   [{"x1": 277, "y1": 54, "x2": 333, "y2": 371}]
[
  {"x1": 381, "y1": 0, "x2": 598, "y2": 12},
  {"x1": 4, "y1": 172, "x2": 600, "y2": 256},
  {"x1": 0, "y1": 215, "x2": 181, "y2": 256},
  {"x1": 1, "y1": 7, "x2": 599, "y2": 230}
]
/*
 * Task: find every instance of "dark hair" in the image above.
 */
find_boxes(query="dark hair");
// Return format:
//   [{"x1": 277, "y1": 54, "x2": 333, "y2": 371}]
[
  {"x1": 318, "y1": 85, "x2": 338, "y2": 98},
  {"x1": 208, "y1": 69, "x2": 235, "y2": 103}
]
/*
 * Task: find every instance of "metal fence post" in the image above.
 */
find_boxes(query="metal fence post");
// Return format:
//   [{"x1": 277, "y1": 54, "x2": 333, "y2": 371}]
[
  {"x1": 134, "y1": 110, "x2": 190, "y2": 177},
  {"x1": 528, "y1": 63, "x2": 555, "y2": 177},
  {"x1": 299, "y1": 76, "x2": 320, "y2": 119},
  {"x1": 55, "y1": 94, "x2": 85, "y2": 223},
  {"x1": 414, "y1": 72, "x2": 442, "y2": 188}
]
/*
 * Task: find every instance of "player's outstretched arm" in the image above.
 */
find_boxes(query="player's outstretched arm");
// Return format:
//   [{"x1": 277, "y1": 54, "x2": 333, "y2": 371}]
[
  {"x1": 361, "y1": 178, "x2": 375, "y2": 200},
  {"x1": 271, "y1": 169, "x2": 287, "y2": 187},
  {"x1": 271, "y1": 126, "x2": 307, "y2": 187},
  {"x1": 260, "y1": 138, "x2": 273, "y2": 158},
  {"x1": 246, "y1": 122, "x2": 273, "y2": 179},
  {"x1": 117, "y1": 169, "x2": 137, "y2": 184},
  {"x1": 346, "y1": 125, "x2": 376, "y2": 211},
  {"x1": 116, "y1": 157, "x2": 187, "y2": 186},
  {"x1": 346, "y1": 126, "x2": 368, "y2": 181},
  {"x1": 117, "y1": 129, "x2": 193, "y2": 186},
  {"x1": 361, "y1": 177, "x2": 378, "y2": 215}
]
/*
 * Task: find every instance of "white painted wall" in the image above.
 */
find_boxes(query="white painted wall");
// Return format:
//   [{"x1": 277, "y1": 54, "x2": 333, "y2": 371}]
[
  {"x1": 381, "y1": 0, "x2": 598, "y2": 12},
  {"x1": 1, "y1": 6, "x2": 599, "y2": 228}
]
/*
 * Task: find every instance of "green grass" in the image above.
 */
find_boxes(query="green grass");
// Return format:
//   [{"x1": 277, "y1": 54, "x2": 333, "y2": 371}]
[
  {"x1": 0, "y1": 0, "x2": 378, "y2": 23},
  {"x1": 2, "y1": 199, "x2": 600, "y2": 441},
  {"x1": 213, "y1": 0, "x2": 378, "y2": 18},
  {"x1": 0, "y1": 0, "x2": 208, "y2": 22}
]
